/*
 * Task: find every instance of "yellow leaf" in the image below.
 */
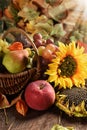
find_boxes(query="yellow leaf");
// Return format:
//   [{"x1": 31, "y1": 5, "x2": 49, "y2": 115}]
[{"x1": 0, "y1": 93, "x2": 9, "y2": 109}]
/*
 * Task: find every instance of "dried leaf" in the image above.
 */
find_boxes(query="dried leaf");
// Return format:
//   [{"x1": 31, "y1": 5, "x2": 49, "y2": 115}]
[
  {"x1": 32, "y1": 0, "x2": 48, "y2": 9},
  {"x1": 16, "y1": 99, "x2": 28, "y2": 116},
  {"x1": 0, "y1": 91, "x2": 23, "y2": 109},
  {"x1": 10, "y1": 91, "x2": 23, "y2": 107},
  {"x1": 12, "y1": 0, "x2": 27, "y2": 10},
  {"x1": 0, "y1": 93, "x2": 9, "y2": 109}
]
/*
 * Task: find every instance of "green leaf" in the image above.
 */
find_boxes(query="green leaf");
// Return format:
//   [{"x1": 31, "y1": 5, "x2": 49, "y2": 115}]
[
  {"x1": 9, "y1": 4, "x2": 20, "y2": 23},
  {"x1": 18, "y1": 7, "x2": 40, "y2": 22},
  {"x1": 35, "y1": 22, "x2": 52, "y2": 34},
  {"x1": 51, "y1": 24, "x2": 66, "y2": 38},
  {"x1": 48, "y1": 4, "x2": 67, "y2": 22},
  {"x1": 70, "y1": 30, "x2": 84, "y2": 42},
  {"x1": 0, "y1": 0, "x2": 10, "y2": 10}
]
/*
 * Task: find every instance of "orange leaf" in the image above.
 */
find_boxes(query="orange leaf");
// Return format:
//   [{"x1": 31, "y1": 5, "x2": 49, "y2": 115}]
[
  {"x1": 8, "y1": 42, "x2": 23, "y2": 51},
  {"x1": 4, "y1": 8, "x2": 13, "y2": 19},
  {"x1": 16, "y1": 99, "x2": 28, "y2": 116}
]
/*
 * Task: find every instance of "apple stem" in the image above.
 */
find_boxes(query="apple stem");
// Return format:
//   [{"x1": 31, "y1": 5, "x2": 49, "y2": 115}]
[{"x1": 40, "y1": 84, "x2": 45, "y2": 89}]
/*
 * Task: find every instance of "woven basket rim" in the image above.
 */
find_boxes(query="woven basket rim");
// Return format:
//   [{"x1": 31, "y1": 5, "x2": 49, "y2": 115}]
[{"x1": 0, "y1": 68, "x2": 36, "y2": 77}]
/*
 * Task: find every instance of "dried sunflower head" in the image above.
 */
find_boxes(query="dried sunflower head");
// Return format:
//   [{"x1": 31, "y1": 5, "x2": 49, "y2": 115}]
[
  {"x1": 56, "y1": 87, "x2": 87, "y2": 117},
  {"x1": 51, "y1": 124, "x2": 74, "y2": 130}
]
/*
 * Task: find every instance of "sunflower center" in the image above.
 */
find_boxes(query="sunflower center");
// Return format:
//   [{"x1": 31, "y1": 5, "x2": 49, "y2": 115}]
[{"x1": 59, "y1": 55, "x2": 77, "y2": 77}]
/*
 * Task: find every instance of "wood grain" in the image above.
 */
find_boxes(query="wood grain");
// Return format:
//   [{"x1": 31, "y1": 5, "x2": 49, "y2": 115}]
[{"x1": 0, "y1": 106, "x2": 87, "y2": 130}]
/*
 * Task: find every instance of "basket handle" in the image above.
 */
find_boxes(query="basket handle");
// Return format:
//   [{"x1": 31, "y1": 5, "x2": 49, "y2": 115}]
[
  {"x1": 2, "y1": 27, "x2": 39, "y2": 55},
  {"x1": 2, "y1": 27, "x2": 41, "y2": 73}
]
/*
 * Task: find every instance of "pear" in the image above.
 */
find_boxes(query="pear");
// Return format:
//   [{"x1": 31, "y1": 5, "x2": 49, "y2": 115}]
[{"x1": 2, "y1": 49, "x2": 29, "y2": 73}]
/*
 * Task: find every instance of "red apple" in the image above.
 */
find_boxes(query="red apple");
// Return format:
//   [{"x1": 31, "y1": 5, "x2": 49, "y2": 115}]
[{"x1": 24, "y1": 80, "x2": 55, "y2": 111}]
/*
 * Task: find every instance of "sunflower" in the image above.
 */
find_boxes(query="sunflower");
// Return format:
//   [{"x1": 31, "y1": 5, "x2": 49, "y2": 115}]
[{"x1": 45, "y1": 41, "x2": 87, "y2": 89}]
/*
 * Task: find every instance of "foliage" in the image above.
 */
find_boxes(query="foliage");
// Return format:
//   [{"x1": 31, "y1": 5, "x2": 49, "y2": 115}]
[{"x1": 0, "y1": 0, "x2": 10, "y2": 10}]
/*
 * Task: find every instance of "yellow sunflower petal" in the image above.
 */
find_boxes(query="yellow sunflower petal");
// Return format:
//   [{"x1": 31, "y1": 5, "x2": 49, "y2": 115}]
[{"x1": 45, "y1": 41, "x2": 87, "y2": 89}]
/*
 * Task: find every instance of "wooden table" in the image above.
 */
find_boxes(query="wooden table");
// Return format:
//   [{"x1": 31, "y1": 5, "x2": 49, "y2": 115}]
[
  {"x1": 0, "y1": 105, "x2": 87, "y2": 130},
  {"x1": 1, "y1": 0, "x2": 87, "y2": 130}
]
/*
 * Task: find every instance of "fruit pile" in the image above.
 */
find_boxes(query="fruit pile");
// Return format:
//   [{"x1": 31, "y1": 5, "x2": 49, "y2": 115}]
[
  {"x1": 33, "y1": 33, "x2": 58, "y2": 61},
  {"x1": 33, "y1": 33, "x2": 59, "y2": 66},
  {"x1": 0, "y1": 39, "x2": 35, "y2": 74},
  {"x1": 0, "y1": 31, "x2": 57, "y2": 117}
]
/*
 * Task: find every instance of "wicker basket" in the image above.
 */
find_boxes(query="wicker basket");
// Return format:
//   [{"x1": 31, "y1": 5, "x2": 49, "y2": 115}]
[{"x1": 0, "y1": 28, "x2": 41, "y2": 95}]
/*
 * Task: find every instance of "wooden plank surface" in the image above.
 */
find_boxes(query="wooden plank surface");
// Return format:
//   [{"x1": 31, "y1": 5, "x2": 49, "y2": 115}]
[
  {"x1": 0, "y1": 106, "x2": 87, "y2": 130},
  {"x1": 1, "y1": 0, "x2": 87, "y2": 130}
]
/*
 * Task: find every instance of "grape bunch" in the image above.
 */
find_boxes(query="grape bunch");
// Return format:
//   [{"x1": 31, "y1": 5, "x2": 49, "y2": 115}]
[
  {"x1": 33, "y1": 33, "x2": 58, "y2": 62},
  {"x1": 33, "y1": 33, "x2": 59, "y2": 79}
]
